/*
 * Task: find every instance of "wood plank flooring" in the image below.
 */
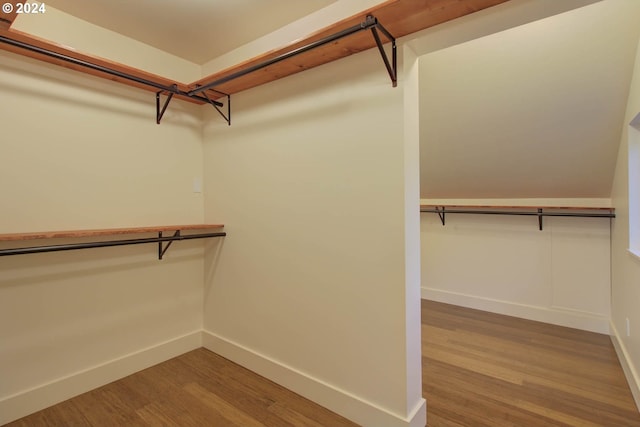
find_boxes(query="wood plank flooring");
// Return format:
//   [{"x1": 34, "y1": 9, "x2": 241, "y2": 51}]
[
  {"x1": 423, "y1": 300, "x2": 640, "y2": 427},
  {"x1": 6, "y1": 301, "x2": 640, "y2": 426},
  {"x1": 5, "y1": 348, "x2": 358, "y2": 427}
]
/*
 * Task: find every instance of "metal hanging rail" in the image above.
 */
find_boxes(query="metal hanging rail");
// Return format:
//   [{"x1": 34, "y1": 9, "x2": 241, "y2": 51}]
[
  {"x1": 420, "y1": 206, "x2": 616, "y2": 231},
  {"x1": 189, "y1": 14, "x2": 397, "y2": 99},
  {"x1": 0, "y1": 35, "x2": 223, "y2": 124},
  {"x1": 0, "y1": 231, "x2": 226, "y2": 259},
  {"x1": 1, "y1": 14, "x2": 395, "y2": 125}
]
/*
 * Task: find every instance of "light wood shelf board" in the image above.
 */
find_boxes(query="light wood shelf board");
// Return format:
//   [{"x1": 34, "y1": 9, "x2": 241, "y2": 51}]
[
  {"x1": 1, "y1": 0, "x2": 509, "y2": 101},
  {"x1": 0, "y1": 224, "x2": 225, "y2": 242}
]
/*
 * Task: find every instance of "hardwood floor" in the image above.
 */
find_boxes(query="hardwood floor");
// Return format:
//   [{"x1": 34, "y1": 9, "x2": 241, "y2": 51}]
[
  {"x1": 6, "y1": 301, "x2": 640, "y2": 426},
  {"x1": 5, "y1": 349, "x2": 358, "y2": 427},
  {"x1": 423, "y1": 299, "x2": 640, "y2": 427}
]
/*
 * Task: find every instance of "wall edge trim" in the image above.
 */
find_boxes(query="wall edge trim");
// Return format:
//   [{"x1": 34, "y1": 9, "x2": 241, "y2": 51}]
[
  {"x1": 610, "y1": 320, "x2": 640, "y2": 412},
  {"x1": 0, "y1": 330, "x2": 203, "y2": 425},
  {"x1": 202, "y1": 330, "x2": 424, "y2": 427},
  {"x1": 421, "y1": 287, "x2": 609, "y2": 334}
]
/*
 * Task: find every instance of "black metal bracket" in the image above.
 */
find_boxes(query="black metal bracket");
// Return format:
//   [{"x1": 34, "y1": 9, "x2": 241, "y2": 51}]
[
  {"x1": 421, "y1": 206, "x2": 616, "y2": 231},
  {"x1": 537, "y1": 208, "x2": 543, "y2": 231},
  {"x1": 0, "y1": 14, "x2": 396, "y2": 126},
  {"x1": 435, "y1": 206, "x2": 446, "y2": 226},
  {"x1": 201, "y1": 87, "x2": 231, "y2": 126},
  {"x1": 158, "y1": 230, "x2": 179, "y2": 259},
  {"x1": 156, "y1": 86, "x2": 176, "y2": 124},
  {"x1": 369, "y1": 16, "x2": 397, "y2": 87},
  {"x1": 187, "y1": 14, "x2": 398, "y2": 99},
  {"x1": 0, "y1": 230, "x2": 226, "y2": 258}
]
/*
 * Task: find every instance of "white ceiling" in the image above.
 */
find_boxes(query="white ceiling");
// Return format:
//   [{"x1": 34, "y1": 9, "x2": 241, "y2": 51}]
[
  {"x1": 43, "y1": 0, "x2": 336, "y2": 64},
  {"x1": 419, "y1": 0, "x2": 640, "y2": 199}
]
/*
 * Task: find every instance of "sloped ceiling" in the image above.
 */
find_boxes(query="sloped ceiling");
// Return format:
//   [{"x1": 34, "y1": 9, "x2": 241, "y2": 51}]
[{"x1": 419, "y1": 0, "x2": 640, "y2": 199}]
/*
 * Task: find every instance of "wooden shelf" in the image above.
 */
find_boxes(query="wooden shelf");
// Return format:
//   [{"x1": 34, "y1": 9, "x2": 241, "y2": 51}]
[
  {"x1": 0, "y1": 224, "x2": 224, "y2": 242},
  {"x1": 0, "y1": 224, "x2": 226, "y2": 258},
  {"x1": 192, "y1": 0, "x2": 509, "y2": 99},
  {"x1": 0, "y1": 27, "x2": 201, "y2": 104},
  {"x1": 421, "y1": 205, "x2": 615, "y2": 212},
  {"x1": 0, "y1": 0, "x2": 508, "y2": 102},
  {"x1": 420, "y1": 205, "x2": 615, "y2": 230}
]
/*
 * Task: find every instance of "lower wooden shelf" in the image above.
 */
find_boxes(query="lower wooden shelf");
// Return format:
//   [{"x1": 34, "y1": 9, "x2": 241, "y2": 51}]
[{"x1": 0, "y1": 224, "x2": 226, "y2": 259}]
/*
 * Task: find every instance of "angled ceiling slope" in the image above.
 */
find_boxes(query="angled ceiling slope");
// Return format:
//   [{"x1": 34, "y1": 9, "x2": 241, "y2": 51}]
[{"x1": 419, "y1": 0, "x2": 640, "y2": 200}]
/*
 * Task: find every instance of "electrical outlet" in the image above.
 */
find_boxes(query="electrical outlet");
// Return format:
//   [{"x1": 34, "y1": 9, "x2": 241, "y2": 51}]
[{"x1": 627, "y1": 318, "x2": 631, "y2": 337}]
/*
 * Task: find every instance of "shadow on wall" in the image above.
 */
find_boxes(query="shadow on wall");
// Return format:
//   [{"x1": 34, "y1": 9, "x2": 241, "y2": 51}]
[
  {"x1": 0, "y1": 51, "x2": 200, "y2": 129},
  {"x1": 203, "y1": 237, "x2": 226, "y2": 306},
  {"x1": 0, "y1": 240, "x2": 203, "y2": 289},
  {"x1": 202, "y1": 48, "x2": 394, "y2": 138}
]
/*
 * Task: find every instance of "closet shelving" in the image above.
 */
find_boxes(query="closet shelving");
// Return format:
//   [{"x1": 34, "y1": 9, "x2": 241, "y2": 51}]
[
  {"x1": 0, "y1": 224, "x2": 226, "y2": 259},
  {"x1": 0, "y1": 0, "x2": 509, "y2": 123},
  {"x1": 420, "y1": 205, "x2": 616, "y2": 230}
]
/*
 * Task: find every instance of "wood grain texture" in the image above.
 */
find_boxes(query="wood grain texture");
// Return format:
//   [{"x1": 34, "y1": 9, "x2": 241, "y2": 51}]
[
  {"x1": 422, "y1": 300, "x2": 640, "y2": 427},
  {"x1": 6, "y1": 300, "x2": 637, "y2": 426},
  {"x1": 0, "y1": 0, "x2": 509, "y2": 102},
  {"x1": 0, "y1": 1, "x2": 17, "y2": 29},
  {"x1": 3, "y1": 348, "x2": 358, "y2": 427},
  {"x1": 192, "y1": 0, "x2": 509, "y2": 98},
  {"x1": 0, "y1": 27, "x2": 201, "y2": 104},
  {"x1": 0, "y1": 224, "x2": 224, "y2": 241}
]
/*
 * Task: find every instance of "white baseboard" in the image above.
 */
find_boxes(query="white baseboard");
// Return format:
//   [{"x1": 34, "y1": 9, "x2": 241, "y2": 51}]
[
  {"x1": 0, "y1": 331, "x2": 202, "y2": 425},
  {"x1": 422, "y1": 287, "x2": 609, "y2": 334},
  {"x1": 202, "y1": 330, "x2": 426, "y2": 427},
  {"x1": 610, "y1": 320, "x2": 640, "y2": 412}
]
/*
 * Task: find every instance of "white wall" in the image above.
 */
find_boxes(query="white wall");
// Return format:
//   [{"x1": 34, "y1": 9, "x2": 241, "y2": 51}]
[
  {"x1": 201, "y1": 47, "x2": 425, "y2": 427},
  {"x1": 418, "y1": 0, "x2": 640, "y2": 200},
  {"x1": 0, "y1": 50, "x2": 207, "y2": 424},
  {"x1": 610, "y1": 36, "x2": 640, "y2": 409},
  {"x1": 13, "y1": 5, "x2": 201, "y2": 82},
  {"x1": 421, "y1": 200, "x2": 612, "y2": 334}
]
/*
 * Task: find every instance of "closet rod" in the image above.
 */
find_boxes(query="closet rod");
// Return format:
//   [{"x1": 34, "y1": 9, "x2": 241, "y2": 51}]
[
  {"x1": 420, "y1": 207, "x2": 615, "y2": 231},
  {"x1": 420, "y1": 208, "x2": 615, "y2": 218},
  {"x1": 0, "y1": 231, "x2": 226, "y2": 258},
  {"x1": 189, "y1": 14, "x2": 396, "y2": 96},
  {"x1": 0, "y1": 35, "x2": 222, "y2": 106}
]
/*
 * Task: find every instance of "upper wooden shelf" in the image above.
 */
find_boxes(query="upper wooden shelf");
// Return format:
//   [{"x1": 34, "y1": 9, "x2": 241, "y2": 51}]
[
  {"x1": 191, "y1": 0, "x2": 509, "y2": 99},
  {"x1": 0, "y1": 0, "x2": 509, "y2": 102},
  {"x1": 0, "y1": 224, "x2": 224, "y2": 242}
]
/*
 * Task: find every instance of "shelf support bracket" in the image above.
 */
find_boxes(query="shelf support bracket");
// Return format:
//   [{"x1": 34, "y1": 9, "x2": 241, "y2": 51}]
[
  {"x1": 436, "y1": 206, "x2": 446, "y2": 226},
  {"x1": 201, "y1": 88, "x2": 231, "y2": 126},
  {"x1": 369, "y1": 16, "x2": 397, "y2": 87},
  {"x1": 156, "y1": 86, "x2": 176, "y2": 124},
  {"x1": 158, "y1": 230, "x2": 179, "y2": 260},
  {"x1": 538, "y1": 208, "x2": 543, "y2": 231}
]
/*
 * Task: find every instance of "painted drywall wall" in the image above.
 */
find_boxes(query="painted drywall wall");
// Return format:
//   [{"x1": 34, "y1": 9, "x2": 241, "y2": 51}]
[
  {"x1": 201, "y1": 47, "x2": 425, "y2": 427},
  {"x1": 610, "y1": 34, "x2": 640, "y2": 408},
  {"x1": 13, "y1": 5, "x2": 201, "y2": 82},
  {"x1": 418, "y1": 0, "x2": 640, "y2": 200},
  {"x1": 421, "y1": 199, "x2": 611, "y2": 334},
  {"x1": 0, "y1": 50, "x2": 207, "y2": 424},
  {"x1": 415, "y1": 0, "x2": 640, "y2": 337}
]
